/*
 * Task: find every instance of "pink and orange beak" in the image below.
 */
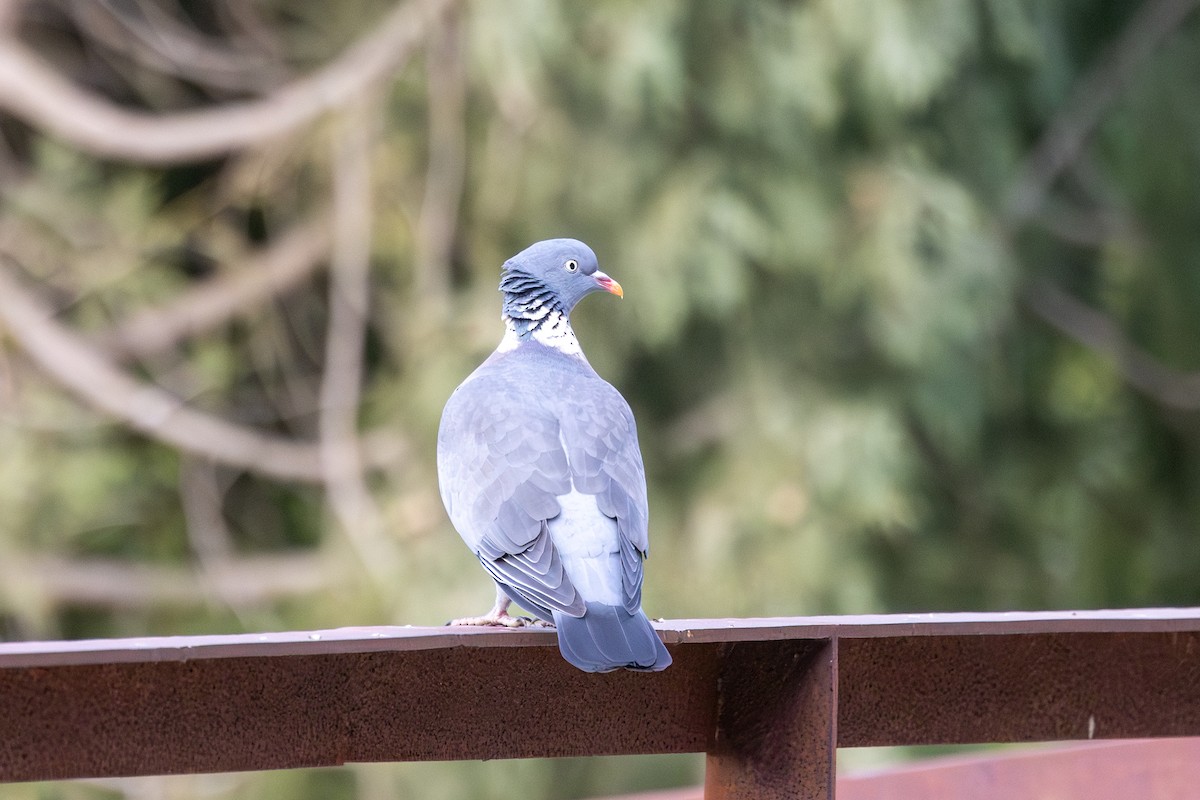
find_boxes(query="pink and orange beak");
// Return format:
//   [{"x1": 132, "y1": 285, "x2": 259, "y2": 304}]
[{"x1": 593, "y1": 270, "x2": 624, "y2": 298}]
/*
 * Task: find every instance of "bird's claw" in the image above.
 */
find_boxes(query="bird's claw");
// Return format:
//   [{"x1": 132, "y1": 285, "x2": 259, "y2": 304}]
[{"x1": 447, "y1": 612, "x2": 550, "y2": 629}]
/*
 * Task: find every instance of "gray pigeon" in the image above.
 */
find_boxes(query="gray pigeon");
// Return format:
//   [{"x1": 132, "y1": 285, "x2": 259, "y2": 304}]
[{"x1": 437, "y1": 239, "x2": 671, "y2": 672}]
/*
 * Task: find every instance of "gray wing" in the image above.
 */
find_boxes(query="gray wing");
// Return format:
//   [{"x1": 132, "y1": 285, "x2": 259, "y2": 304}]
[
  {"x1": 437, "y1": 372, "x2": 584, "y2": 617},
  {"x1": 561, "y1": 380, "x2": 650, "y2": 614},
  {"x1": 437, "y1": 367, "x2": 651, "y2": 617}
]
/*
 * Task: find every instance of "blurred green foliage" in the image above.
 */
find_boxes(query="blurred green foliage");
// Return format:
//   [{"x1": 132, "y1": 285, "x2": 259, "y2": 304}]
[{"x1": 2, "y1": 0, "x2": 1199, "y2": 797}]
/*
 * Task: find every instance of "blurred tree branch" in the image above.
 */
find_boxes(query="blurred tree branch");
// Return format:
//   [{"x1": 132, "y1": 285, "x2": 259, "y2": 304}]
[
  {"x1": 0, "y1": 0, "x2": 454, "y2": 163},
  {"x1": 213, "y1": 2, "x2": 288, "y2": 64},
  {"x1": 67, "y1": 0, "x2": 290, "y2": 95},
  {"x1": 1005, "y1": 0, "x2": 1200, "y2": 223},
  {"x1": 1024, "y1": 280, "x2": 1200, "y2": 411},
  {"x1": 2, "y1": 552, "x2": 338, "y2": 609},
  {"x1": 414, "y1": 4, "x2": 466, "y2": 307},
  {"x1": 0, "y1": 0, "x2": 18, "y2": 33},
  {"x1": 1010, "y1": 0, "x2": 1200, "y2": 414},
  {"x1": 0, "y1": 259, "x2": 407, "y2": 481},
  {"x1": 319, "y1": 100, "x2": 403, "y2": 589},
  {"x1": 97, "y1": 212, "x2": 333, "y2": 360}
]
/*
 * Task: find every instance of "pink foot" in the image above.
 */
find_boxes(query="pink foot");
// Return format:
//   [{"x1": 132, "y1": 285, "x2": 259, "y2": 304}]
[
  {"x1": 448, "y1": 611, "x2": 531, "y2": 628},
  {"x1": 447, "y1": 589, "x2": 556, "y2": 629}
]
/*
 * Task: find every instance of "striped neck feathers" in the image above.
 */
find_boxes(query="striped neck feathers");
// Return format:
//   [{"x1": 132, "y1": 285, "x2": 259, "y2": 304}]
[{"x1": 498, "y1": 270, "x2": 583, "y2": 357}]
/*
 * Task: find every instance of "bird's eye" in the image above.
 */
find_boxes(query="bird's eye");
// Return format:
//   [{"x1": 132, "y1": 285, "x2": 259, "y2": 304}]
[{"x1": 564, "y1": 259, "x2": 579, "y2": 272}]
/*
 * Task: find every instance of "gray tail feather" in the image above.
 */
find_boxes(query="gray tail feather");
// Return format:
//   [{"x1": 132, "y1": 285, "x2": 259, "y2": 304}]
[{"x1": 552, "y1": 602, "x2": 672, "y2": 673}]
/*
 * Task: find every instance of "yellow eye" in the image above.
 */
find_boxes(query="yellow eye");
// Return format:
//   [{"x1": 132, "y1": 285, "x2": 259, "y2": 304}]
[{"x1": 564, "y1": 259, "x2": 579, "y2": 272}]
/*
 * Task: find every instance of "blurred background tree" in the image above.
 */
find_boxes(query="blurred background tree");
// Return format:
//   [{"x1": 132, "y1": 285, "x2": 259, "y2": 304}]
[{"x1": 1, "y1": 0, "x2": 1199, "y2": 797}]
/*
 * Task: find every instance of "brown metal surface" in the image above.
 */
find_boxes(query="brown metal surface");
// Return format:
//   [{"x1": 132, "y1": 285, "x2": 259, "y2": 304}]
[
  {"x1": 3, "y1": 608, "x2": 1198, "y2": 667},
  {"x1": 704, "y1": 640, "x2": 835, "y2": 800},
  {"x1": 837, "y1": 738, "x2": 1200, "y2": 800},
  {"x1": 837, "y1": 630, "x2": 1200, "y2": 746},
  {"x1": 1, "y1": 609, "x2": 1199, "y2": 788},
  {"x1": 662, "y1": 608, "x2": 1200, "y2": 642},
  {"x1": 589, "y1": 739, "x2": 1200, "y2": 800},
  {"x1": 0, "y1": 641, "x2": 721, "y2": 782}
]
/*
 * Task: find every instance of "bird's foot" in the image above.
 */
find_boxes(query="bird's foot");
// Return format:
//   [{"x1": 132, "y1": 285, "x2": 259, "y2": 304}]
[{"x1": 448, "y1": 611, "x2": 538, "y2": 628}]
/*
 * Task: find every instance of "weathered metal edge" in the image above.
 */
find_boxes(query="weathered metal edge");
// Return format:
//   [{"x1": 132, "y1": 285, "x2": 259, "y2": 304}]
[{"x1": 2, "y1": 608, "x2": 1197, "y2": 668}]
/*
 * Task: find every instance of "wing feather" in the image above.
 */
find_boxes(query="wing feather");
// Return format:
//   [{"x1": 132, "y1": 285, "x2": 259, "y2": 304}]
[{"x1": 561, "y1": 380, "x2": 650, "y2": 615}]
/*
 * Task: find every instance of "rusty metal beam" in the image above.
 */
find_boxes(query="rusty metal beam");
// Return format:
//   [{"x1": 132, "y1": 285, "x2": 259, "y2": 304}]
[
  {"x1": 704, "y1": 640, "x2": 836, "y2": 799},
  {"x1": 837, "y1": 738, "x2": 1200, "y2": 800},
  {"x1": 0, "y1": 638, "x2": 723, "y2": 780},
  {"x1": 837, "y1": 630, "x2": 1200, "y2": 746},
  {"x1": 1, "y1": 609, "x2": 1199, "y2": 795},
  {"x1": 587, "y1": 738, "x2": 1200, "y2": 800}
]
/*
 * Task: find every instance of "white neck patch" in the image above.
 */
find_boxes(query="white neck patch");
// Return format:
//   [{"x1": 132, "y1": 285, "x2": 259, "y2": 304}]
[{"x1": 497, "y1": 310, "x2": 584, "y2": 357}]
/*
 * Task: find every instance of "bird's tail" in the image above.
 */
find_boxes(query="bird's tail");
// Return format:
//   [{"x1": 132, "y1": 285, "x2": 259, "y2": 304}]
[{"x1": 552, "y1": 602, "x2": 672, "y2": 673}]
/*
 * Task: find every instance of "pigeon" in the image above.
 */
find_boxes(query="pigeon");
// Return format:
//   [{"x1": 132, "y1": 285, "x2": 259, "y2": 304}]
[{"x1": 437, "y1": 238, "x2": 671, "y2": 673}]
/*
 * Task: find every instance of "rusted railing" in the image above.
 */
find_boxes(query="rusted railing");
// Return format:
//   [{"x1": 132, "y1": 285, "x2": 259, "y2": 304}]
[
  {"x1": 588, "y1": 738, "x2": 1200, "y2": 800},
  {"x1": 2, "y1": 609, "x2": 1199, "y2": 798}
]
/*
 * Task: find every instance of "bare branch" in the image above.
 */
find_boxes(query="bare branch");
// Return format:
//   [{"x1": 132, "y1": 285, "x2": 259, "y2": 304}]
[
  {"x1": 0, "y1": 259, "x2": 405, "y2": 481},
  {"x1": 1005, "y1": 0, "x2": 1200, "y2": 223},
  {"x1": 97, "y1": 213, "x2": 332, "y2": 359},
  {"x1": 414, "y1": 6, "x2": 466, "y2": 305},
  {"x1": 1030, "y1": 201, "x2": 1130, "y2": 247},
  {"x1": 319, "y1": 100, "x2": 402, "y2": 585},
  {"x1": 0, "y1": 0, "x2": 19, "y2": 33},
  {"x1": 0, "y1": 0, "x2": 455, "y2": 163},
  {"x1": 1008, "y1": 1, "x2": 1200, "y2": 413},
  {"x1": 180, "y1": 455, "x2": 269, "y2": 623},
  {"x1": 179, "y1": 456, "x2": 236, "y2": 562},
  {"x1": 1024, "y1": 279, "x2": 1200, "y2": 410},
  {"x1": 2, "y1": 553, "x2": 338, "y2": 609},
  {"x1": 214, "y1": 1, "x2": 288, "y2": 63},
  {"x1": 68, "y1": 0, "x2": 289, "y2": 95}
]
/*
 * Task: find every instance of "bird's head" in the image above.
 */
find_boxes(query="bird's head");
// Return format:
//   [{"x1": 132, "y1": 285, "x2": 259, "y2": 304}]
[{"x1": 499, "y1": 238, "x2": 622, "y2": 315}]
